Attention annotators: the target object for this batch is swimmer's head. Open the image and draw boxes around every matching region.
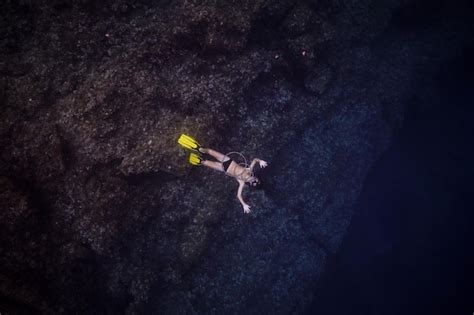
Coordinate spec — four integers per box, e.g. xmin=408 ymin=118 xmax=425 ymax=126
xmin=247 ymin=176 xmax=262 ymax=189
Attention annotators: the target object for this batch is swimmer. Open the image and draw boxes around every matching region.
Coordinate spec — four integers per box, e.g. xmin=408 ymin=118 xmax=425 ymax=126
xmin=178 ymin=134 xmax=268 ymax=213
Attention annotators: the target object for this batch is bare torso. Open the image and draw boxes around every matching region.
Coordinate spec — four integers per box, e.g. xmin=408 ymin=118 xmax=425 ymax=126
xmin=225 ymin=160 xmax=252 ymax=181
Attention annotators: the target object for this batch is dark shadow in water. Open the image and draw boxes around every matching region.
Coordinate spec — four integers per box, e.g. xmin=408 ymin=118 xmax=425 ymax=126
xmin=309 ymin=38 xmax=474 ymax=315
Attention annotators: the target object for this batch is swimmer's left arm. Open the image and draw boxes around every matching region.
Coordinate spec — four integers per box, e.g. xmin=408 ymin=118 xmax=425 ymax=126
xmin=249 ymin=158 xmax=268 ymax=171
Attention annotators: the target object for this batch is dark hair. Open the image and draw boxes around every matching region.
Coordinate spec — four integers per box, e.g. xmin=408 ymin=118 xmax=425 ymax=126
xmin=246 ymin=177 xmax=263 ymax=189
xmin=247 ymin=164 xmax=265 ymax=189
xmin=253 ymin=179 xmax=263 ymax=189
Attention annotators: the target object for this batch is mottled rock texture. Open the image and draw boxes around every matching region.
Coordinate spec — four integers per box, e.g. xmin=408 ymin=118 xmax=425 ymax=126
xmin=1 ymin=0 xmax=471 ymax=313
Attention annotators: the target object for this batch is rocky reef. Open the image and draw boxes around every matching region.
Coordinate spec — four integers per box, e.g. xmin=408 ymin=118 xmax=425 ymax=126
xmin=1 ymin=0 xmax=471 ymax=313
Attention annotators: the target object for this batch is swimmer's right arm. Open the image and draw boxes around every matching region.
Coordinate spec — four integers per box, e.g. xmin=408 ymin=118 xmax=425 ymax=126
xmin=237 ymin=180 xmax=250 ymax=213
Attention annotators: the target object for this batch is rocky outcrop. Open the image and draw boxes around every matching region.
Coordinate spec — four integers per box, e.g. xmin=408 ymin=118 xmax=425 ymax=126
xmin=1 ymin=0 xmax=471 ymax=313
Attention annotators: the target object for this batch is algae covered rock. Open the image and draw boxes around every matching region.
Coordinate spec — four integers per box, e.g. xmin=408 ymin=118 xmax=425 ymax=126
xmin=0 ymin=0 xmax=471 ymax=313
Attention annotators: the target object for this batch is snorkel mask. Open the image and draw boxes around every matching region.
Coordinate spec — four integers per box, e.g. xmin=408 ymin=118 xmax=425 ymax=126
xmin=248 ymin=177 xmax=261 ymax=188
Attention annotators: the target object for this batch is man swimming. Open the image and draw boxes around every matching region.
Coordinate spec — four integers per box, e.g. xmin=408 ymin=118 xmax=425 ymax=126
xmin=178 ymin=134 xmax=268 ymax=213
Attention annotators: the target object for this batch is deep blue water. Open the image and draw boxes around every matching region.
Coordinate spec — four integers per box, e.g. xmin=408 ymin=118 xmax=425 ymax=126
xmin=310 ymin=44 xmax=474 ymax=314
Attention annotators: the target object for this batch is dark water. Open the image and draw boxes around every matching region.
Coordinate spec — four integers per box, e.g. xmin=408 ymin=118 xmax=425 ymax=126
xmin=310 ymin=43 xmax=474 ymax=313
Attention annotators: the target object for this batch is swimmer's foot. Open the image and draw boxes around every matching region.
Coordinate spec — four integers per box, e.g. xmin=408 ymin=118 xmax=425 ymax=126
xmin=189 ymin=153 xmax=203 ymax=166
xmin=178 ymin=134 xmax=201 ymax=152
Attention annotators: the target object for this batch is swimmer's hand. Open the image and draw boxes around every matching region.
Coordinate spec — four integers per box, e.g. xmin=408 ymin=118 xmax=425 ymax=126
xmin=243 ymin=204 xmax=251 ymax=214
xmin=259 ymin=160 xmax=268 ymax=168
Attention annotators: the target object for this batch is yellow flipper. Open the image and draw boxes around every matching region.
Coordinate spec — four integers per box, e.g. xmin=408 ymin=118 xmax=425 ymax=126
xmin=189 ymin=153 xmax=202 ymax=165
xmin=178 ymin=134 xmax=200 ymax=150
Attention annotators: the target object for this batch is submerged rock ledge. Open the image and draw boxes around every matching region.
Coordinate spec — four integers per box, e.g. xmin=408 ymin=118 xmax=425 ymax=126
xmin=0 ymin=0 xmax=470 ymax=313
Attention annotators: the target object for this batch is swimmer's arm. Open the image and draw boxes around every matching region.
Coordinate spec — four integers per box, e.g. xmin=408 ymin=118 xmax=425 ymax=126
xmin=249 ymin=158 xmax=268 ymax=172
xmin=249 ymin=159 xmax=259 ymax=171
xmin=237 ymin=180 xmax=251 ymax=213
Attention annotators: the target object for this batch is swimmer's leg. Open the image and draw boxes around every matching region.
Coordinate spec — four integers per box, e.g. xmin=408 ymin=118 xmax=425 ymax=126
xmin=202 ymin=160 xmax=225 ymax=172
xmin=200 ymin=148 xmax=230 ymax=162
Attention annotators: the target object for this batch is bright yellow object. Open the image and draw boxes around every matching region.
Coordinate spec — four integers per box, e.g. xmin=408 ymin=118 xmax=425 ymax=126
xmin=189 ymin=153 xmax=202 ymax=165
xmin=178 ymin=134 xmax=200 ymax=150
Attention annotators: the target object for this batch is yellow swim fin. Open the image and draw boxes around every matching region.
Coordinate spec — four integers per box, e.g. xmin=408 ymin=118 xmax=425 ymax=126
xmin=189 ymin=153 xmax=202 ymax=165
xmin=178 ymin=134 xmax=201 ymax=151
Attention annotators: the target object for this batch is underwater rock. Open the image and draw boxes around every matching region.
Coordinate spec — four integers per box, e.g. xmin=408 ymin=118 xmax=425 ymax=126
xmin=0 ymin=0 xmax=471 ymax=313
xmin=304 ymin=63 xmax=332 ymax=95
